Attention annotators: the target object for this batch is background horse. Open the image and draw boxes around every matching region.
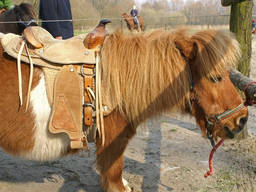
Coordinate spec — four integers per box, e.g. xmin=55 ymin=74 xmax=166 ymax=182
xmin=0 ymin=3 xmax=37 ymax=35
xmin=0 ymin=28 xmax=248 ymax=192
xmin=122 ymin=12 xmax=144 ymax=32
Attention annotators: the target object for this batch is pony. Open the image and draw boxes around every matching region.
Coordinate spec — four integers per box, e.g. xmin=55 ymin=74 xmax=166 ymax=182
xmin=0 ymin=3 xmax=37 ymax=35
xmin=122 ymin=13 xmax=145 ymax=32
xmin=0 ymin=28 xmax=248 ymax=192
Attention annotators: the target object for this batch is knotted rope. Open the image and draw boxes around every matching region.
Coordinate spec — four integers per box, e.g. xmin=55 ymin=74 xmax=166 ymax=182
xmin=204 ymin=139 xmax=224 ymax=178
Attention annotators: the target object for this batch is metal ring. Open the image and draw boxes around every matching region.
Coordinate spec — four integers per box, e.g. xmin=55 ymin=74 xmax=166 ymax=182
xmin=83 ymin=103 xmax=95 ymax=110
xmin=80 ymin=65 xmax=96 ymax=77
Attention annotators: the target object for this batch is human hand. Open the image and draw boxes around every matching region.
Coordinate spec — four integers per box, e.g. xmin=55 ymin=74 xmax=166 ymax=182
xmin=55 ymin=36 xmax=62 ymax=40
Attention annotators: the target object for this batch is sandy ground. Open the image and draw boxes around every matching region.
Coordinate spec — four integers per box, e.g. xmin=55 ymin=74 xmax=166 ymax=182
xmin=0 ymin=35 xmax=256 ymax=192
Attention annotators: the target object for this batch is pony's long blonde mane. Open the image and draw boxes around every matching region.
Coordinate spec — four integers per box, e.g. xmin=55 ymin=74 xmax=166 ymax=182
xmin=101 ymin=29 xmax=240 ymax=124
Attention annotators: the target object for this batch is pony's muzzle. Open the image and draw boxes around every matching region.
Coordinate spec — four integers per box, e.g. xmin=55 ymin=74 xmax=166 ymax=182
xmin=224 ymin=116 xmax=248 ymax=139
xmin=224 ymin=126 xmax=235 ymax=139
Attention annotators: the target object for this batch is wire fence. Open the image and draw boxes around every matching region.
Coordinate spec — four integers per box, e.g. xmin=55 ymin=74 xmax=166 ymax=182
xmin=0 ymin=14 xmax=231 ymax=33
xmin=71 ymin=14 xmax=231 ymax=32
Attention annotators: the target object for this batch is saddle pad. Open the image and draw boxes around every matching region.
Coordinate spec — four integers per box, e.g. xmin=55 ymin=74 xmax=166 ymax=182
xmin=49 ymin=65 xmax=84 ymax=149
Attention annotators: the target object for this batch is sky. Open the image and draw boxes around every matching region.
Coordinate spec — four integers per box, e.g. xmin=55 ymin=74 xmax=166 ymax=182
xmin=135 ymin=0 xmax=147 ymax=5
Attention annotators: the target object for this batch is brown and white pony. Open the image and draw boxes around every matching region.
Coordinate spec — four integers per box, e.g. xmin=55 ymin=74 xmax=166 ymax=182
xmin=121 ymin=13 xmax=145 ymax=32
xmin=0 ymin=28 xmax=248 ymax=192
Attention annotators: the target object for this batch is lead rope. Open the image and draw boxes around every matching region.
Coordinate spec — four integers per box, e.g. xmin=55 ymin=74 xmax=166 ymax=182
xmin=204 ymin=139 xmax=224 ymax=178
xmin=17 ymin=40 xmax=25 ymax=106
xmin=244 ymin=81 xmax=256 ymax=106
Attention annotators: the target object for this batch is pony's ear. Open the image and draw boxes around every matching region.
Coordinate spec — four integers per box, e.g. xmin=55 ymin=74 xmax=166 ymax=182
xmin=191 ymin=42 xmax=198 ymax=60
xmin=174 ymin=38 xmax=196 ymax=61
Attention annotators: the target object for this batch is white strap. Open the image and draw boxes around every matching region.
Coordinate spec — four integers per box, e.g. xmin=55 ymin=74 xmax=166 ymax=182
xmin=17 ymin=40 xmax=25 ymax=106
xmin=25 ymin=43 xmax=34 ymax=111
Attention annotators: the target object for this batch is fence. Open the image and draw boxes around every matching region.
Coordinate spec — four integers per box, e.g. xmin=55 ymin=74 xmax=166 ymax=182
xmin=0 ymin=14 xmax=231 ymax=33
xmin=71 ymin=14 xmax=231 ymax=33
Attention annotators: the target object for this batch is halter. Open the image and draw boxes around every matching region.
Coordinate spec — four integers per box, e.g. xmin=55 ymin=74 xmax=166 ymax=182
xmin=179 ymin=47 xmax=245 ymax=149
xmin=18 ymin=19 xmax=37 ymax=27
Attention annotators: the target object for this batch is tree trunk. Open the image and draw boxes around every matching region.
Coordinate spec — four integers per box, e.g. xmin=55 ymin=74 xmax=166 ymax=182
xmin=221 ymin=0 xmax=248 ymax=6
xmin=230 ymin=0 xmax=253 ymax=76
xmin=225 ymin=0 xmax=253 ymax=139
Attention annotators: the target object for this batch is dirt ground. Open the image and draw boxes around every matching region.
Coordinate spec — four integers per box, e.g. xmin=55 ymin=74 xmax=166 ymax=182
xmin=0 ymin=34 xmax=256 ymax=192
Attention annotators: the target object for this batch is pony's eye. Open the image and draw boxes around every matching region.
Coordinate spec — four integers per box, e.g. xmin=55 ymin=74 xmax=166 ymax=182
xmin=209 ymin=76 xmax=222 ymax=83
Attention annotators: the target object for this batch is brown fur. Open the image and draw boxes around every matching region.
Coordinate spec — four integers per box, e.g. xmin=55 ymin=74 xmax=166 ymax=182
xmin=96 ymin=110 xmax=135 ymax=191
xmin=0 ymin=28 xmax=249 ymax=192
xmin=0 ymin=3 xmax=37 ymax=35
xmin=122 ymin=13 xmax=145 ymax=32
xmin=96 ymin=29 xmax=248 ymax=191
xmin=0 ymin=44 xmax=41 ymax=155
xmin=100 ymin=29 xmax=241 ymax=126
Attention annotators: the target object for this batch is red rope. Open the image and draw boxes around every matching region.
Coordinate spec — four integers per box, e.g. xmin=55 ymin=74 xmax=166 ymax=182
xmin=244 ymin=81 xmax=256 ymax=106
xmin=204 ymin=139 xmax=224 ymax=178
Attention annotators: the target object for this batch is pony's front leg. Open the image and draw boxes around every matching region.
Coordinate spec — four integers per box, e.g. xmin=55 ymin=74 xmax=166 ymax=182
xmin=96 ymin=111 xmax=136 ymax=192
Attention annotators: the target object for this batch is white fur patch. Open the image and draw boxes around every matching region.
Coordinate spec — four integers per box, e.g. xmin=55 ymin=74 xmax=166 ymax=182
xmin=21 ymin=74 xmax=70 ymax=161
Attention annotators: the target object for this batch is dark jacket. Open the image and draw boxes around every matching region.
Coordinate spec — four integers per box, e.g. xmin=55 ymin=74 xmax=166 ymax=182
xmin=130 ymin=9 xmax=138 ymax=17
xmin=39 ymin=0 xmax=73 ymax=39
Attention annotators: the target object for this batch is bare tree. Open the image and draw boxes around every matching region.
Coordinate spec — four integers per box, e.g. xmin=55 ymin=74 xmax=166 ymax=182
xmin=89 ymin=0 xmax=110 ymax=18
xmin=221 ymin=0 xmax=253 ymax=76
xmin=221 ymin=0 xmax=253 ymax=139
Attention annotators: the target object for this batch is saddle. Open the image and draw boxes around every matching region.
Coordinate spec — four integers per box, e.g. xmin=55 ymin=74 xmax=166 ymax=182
xmin=1 ymin=19 xmax=112 ymax=149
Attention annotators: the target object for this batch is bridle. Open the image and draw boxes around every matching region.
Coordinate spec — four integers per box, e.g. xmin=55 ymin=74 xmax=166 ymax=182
xmin=18 ymin=19 xmax=37 ymax=27
xmin=177 ymin=45 xmax=246 ymax=149
xmin=14 ymin=6 xmax=37 ymax=29
xmin=188 ymin=71 xmax=245 ymax=149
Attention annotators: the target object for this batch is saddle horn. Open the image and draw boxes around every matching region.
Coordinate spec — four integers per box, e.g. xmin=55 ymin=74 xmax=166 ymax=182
xmin=84 ymin=19 xmax=111 ymax=49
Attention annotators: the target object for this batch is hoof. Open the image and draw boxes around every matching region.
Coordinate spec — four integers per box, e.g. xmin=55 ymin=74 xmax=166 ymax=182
xmin=122 ymin=178 xmax=132 ymax=192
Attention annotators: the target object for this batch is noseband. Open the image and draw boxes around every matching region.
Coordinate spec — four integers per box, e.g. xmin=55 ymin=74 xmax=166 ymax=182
xmin=205 ymin=103 xmax=245 ymax=149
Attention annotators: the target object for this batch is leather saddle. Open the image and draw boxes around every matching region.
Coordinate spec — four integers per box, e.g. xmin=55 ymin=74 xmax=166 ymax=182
xmin=1 ymin=19 xmax=112 ymax=149
xmin=23 ymin=19 xmax=112 ymax=63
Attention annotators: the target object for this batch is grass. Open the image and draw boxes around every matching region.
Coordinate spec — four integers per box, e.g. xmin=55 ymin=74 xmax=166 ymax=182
xmin=196 ymin=170 xmax=249 ymax=192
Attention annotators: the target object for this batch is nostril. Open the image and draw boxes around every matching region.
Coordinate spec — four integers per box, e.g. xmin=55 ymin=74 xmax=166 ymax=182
xmin=239 ymin=117 xmax=248 ymax=130
xmin=224 ymin=126 xmax=234 ymax=139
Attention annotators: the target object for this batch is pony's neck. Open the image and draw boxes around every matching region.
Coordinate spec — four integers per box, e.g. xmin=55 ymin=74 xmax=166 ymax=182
xmin=101 ymin=30 xmax=191 ymax=124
